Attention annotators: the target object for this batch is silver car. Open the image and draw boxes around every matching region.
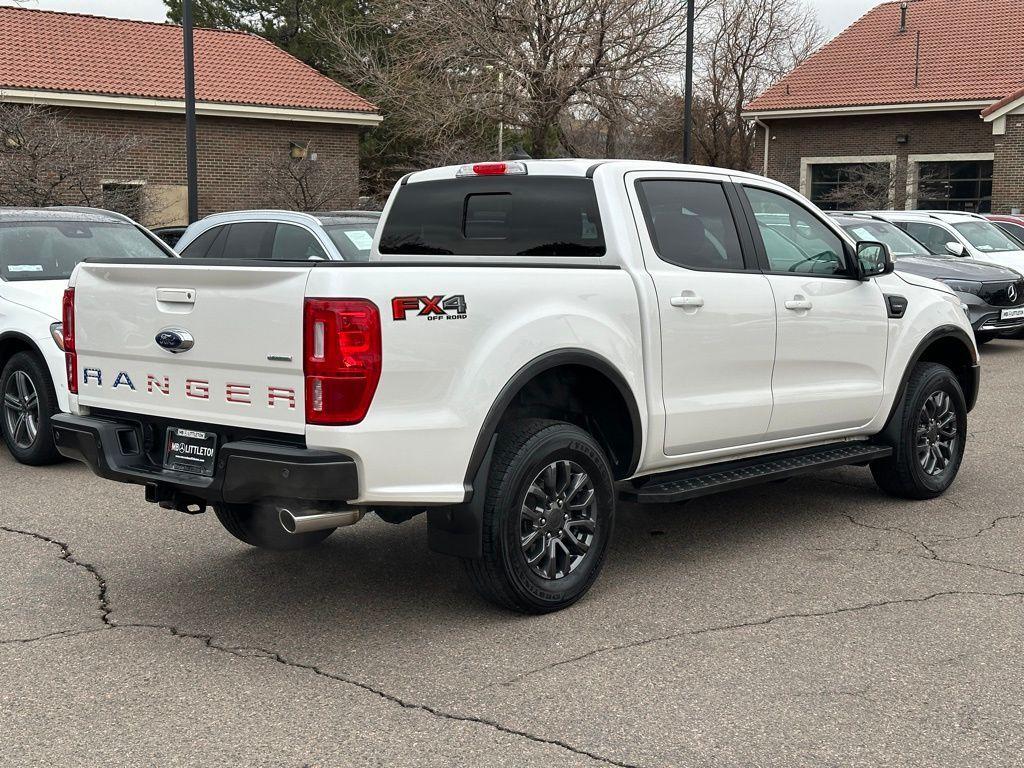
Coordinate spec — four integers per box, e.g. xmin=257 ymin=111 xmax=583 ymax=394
xmin=174 ymin=210 xmax=381 ymax=262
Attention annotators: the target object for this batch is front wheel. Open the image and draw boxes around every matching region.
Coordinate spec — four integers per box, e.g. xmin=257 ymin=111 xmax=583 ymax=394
xmin=1 ymin=351 xmax=62 ymax=466
xmin=463 ymin=419 xmax=616 ymax=613
xmin=871 ymin=362 xmax=967 ymax=500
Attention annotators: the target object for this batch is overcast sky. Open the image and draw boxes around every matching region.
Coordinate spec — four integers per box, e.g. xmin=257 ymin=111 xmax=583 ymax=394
xmin=2 ymin=0 xmax=880 ymax=37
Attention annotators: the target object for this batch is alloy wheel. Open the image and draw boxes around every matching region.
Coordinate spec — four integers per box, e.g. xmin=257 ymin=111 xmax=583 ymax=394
xmin=916 ymin=390 xmax=958 ymax=476
xmin=3 ymin=370 xmax=40 ymax=450
xmin=519 ymin=460 xmax=597 ymax=580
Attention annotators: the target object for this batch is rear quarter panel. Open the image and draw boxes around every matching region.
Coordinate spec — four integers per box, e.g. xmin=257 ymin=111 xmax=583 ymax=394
xmin=303 ymin=265 xmax=645 ymax=504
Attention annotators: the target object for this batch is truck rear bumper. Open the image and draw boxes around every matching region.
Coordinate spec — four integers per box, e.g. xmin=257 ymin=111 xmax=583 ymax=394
xmin=52 ymin=413 xmax=359 ymax=506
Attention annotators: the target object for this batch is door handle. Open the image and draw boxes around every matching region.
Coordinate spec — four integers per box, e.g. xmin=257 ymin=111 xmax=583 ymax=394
xmin=784 ymin=297 xmax=813 ymax=312
xmin=670 ymin=295 xmax=705 ymax=309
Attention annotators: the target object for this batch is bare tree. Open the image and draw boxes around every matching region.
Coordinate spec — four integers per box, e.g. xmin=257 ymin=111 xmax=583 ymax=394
xmin=256 ymin=147 xmax=355 ymax=210
xmin=321 ymin=0 xmax=697 ymax=171
xmin=695 ymin=0 xmax=824 ymax=170
xmin=0 ymin=102 xmax=143 ymax=209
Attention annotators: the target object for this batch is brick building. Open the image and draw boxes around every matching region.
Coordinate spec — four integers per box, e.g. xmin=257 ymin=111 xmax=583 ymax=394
xmin=0 ymin=7 xmax=379 ymax=225
xmin=742 ymin=0 xmax=1024 ymax=214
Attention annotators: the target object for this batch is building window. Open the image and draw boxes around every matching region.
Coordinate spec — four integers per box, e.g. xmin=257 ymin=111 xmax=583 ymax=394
xmin=809 ymin=163 xmax=891 ymax=210
xmin=916 ymin=161 xmax=993 ymax=213
xmin=101 ymin=182 xmax=145 ymax=221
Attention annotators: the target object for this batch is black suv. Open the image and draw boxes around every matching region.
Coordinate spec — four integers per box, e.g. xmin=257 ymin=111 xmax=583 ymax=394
xmin=832 ymin=214 xmax=1024 ymax=344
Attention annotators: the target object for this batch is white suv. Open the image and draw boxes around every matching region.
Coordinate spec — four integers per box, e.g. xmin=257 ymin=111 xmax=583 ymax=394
xmin=869 ymin=211 xmax=1024 ymax=272
xmin=0 ymin=207 xmax=174 ymax=464
xmin=174 ymin=210 xmax=381 ymax=262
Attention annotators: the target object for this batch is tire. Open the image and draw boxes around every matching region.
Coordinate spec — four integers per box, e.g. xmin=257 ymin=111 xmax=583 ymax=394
xmin=213 ymin=501 xmax=335 ymax=551
xmin=871 ymin=362 xmax=967 ymax=500
xmin=463 ymin=419 xmax=616 ymax=614
xmin=1 ymin=351 xmax=62 ymax=466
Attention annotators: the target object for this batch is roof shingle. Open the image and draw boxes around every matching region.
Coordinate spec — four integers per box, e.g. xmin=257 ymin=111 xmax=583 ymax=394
xmin=745 ymin=0 xmax=1024 ymax=113
xmin=0 ymin=6 xmax=376 ymax=114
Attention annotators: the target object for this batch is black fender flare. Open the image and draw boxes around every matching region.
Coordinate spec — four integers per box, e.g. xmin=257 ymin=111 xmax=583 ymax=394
xmin=877 ymin=325 xmax=979 ymax=452
xmin=0 ymin=330 xmax=49 ymax=369
xmin=427 ymin=348 xmax=643 ymax=559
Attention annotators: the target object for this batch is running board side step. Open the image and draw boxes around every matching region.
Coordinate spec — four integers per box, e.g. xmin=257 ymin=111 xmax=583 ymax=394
xmin=621 ymin=442 xmax=892 ymax=504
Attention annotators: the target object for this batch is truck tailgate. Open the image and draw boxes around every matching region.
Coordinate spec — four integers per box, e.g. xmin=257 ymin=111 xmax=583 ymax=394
xmin=72 ymin=262 xmax=312 ymax=434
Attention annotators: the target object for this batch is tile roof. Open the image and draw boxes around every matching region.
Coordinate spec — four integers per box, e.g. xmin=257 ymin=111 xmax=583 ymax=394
xmin=0 ymin=6 xmax=376 ymax=114
xmin=745 ymin=0 xmax=1024 ymax=113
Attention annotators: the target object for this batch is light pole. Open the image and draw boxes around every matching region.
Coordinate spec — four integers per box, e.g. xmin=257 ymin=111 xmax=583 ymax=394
xmin=683 ymin=0 xmax=695 ymax=164
xmin=183 ymin=0 xmax=199 ymax=223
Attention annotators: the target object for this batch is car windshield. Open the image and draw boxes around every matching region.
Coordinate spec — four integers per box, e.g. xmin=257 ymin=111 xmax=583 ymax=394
xmin=840 ymin=221 xmax=932 ymax=258
xmin=0 ymin=221 xmax=168 ymax=281
xmin=953 ymin=221 xmax=1022 ymax=253
xmin=323 ymin=223 xmax=377 ymax=261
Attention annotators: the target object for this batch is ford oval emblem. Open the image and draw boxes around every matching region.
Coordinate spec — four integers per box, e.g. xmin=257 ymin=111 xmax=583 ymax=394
xmin=155 ymin=329 xmax=195 ymax=354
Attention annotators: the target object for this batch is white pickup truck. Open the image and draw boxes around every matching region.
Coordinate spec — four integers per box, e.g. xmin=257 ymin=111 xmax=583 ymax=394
xmin=53 ymin=160 xmax=980 ymax=612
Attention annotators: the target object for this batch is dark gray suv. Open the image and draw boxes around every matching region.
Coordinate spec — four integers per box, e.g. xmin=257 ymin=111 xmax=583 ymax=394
xmin=832 ymin=214 xmax=1024 ymax=344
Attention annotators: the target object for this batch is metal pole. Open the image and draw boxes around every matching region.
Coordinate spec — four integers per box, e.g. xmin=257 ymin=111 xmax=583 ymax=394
xmin=683 ymin=0 xmax=695 ymax=164
xmin=183 ymin=0 xmax=199 ymax=223
xmin=498 ymin=70 xmax=505 ymax=158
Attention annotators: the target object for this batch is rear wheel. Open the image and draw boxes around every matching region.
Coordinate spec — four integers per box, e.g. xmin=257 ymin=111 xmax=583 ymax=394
xmin=463 ymin=419 xmax=615 ymax=613
xmin=213 ymin=501 xmax=335 ymax=551
xmin=871 ymin=362 xmax=967 ymax=500
xmin=1 ymin=352 xmax=62 ymax=466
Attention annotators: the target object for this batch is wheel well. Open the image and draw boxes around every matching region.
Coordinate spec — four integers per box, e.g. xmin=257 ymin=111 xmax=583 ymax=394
xmin=0 ymin=335 xmax=37 ymax=375
xmin=916 ymin=335 xmax=977 ymax=409
xmin=496 ymin=364 xmax=639 ymax=479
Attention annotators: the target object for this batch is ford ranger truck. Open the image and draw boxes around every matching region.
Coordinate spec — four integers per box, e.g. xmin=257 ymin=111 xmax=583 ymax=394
xmin=52 ymin=160 xmax=980 ymax=613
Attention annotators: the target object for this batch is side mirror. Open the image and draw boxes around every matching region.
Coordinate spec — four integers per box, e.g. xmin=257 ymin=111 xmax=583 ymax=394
xmin=945 ymin=241 xmax=966 ymax=257
xmin=857 ymin=240 xmax=894 ymax=279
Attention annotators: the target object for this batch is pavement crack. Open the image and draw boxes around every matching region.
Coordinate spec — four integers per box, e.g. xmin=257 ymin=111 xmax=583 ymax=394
xmin=0 ymin=627 xmax=110 ymax=646
xmin=115 ymin=622 xmax=639 ymax=768
xmin=472 ymin=589 xmax=1024 ymax=695
xmin=0 ymin=526 xmax=113 ymax=628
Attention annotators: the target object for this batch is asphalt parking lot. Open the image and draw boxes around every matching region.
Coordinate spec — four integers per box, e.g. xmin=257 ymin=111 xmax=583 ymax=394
xmin=2 ymin=342 xmax=1023 ymax=767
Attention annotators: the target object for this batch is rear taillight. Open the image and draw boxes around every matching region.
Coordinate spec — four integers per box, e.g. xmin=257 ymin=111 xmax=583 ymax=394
xmin=303 ymin=299 xmax=381 ymax=425
xmin=62 ymin=288 xmax=77 ymax=394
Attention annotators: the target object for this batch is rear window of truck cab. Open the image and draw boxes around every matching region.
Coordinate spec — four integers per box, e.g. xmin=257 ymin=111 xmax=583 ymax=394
xmin=378 ymin=177 xmax=605 ymax=257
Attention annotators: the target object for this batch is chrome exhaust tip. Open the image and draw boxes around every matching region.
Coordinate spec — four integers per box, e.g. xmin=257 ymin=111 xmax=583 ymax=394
xmin=279 ymin=507 xmax=363 ymax=534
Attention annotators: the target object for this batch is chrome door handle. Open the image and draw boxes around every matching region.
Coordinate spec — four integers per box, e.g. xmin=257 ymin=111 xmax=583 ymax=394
xmin=785 ymin=297 xmax=813 ymax=311
xmin=670 ymin=295 xmax=705 ymax=308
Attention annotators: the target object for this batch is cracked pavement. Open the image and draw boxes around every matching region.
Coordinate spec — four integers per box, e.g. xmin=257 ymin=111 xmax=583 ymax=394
xmin=3 ymin=342 xmax=1024 ymax=766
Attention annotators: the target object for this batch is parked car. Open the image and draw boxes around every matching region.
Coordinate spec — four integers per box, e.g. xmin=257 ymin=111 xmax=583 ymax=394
xmin=174 ymin=210 xmax=381 ymax=262
xmin=152 ymin=225 xmax=187 ymax=249
xmin=986 ymin=214 xmax=1024 ymax=246
xmin=53 ymin=160 xmax=978 ymax=613
xmin=868 ymin=211 xmax=1024 ymax=272
xmin=0 ymin=207 xmax=175 ymax=465
xmin=832 ymin=214 xmax=1024 ymax=344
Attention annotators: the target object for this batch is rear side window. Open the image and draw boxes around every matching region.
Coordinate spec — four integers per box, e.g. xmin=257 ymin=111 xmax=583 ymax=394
xmin=179 ymin=225 xmax=226 ymax=258
xmin=222 ymin=222 xmax=275 ymax=260
xmin=379 ymin=177 xmax=605 ymax=257
xmin=636 ymin=180 xmax=745 ymax=271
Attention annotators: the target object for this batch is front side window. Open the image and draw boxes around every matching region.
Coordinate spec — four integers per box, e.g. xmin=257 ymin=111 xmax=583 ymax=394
xmin=271 ymin=224 xmax=328 ymax=261
xmin=953 ymin=221 xmax=1021 ymax=253
xmin=636 ymin=180 xmax=745 ymax=271
xmin=995 ymin=221 xmax=1024 ymax=245
xmin=379 ymin=177 xmax=605 ymax=257
xmin=0 ymin=221 xmax=168 ymax=281
xmin=900 ymin=222 xmax=956 ymax=255
xmin=323 ymin=224 xmax=376 ymax=261
xmin=744 ymin=187 xmax=849 ymax=276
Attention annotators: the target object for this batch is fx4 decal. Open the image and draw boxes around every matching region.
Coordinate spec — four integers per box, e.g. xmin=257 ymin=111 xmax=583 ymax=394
xmin=392 ymin=294 xmax=468 ymax=321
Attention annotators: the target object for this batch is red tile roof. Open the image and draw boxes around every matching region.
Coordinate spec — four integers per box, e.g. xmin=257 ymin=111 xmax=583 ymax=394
xmin=745 ymin=0 xmax=1024 ymax=114
xmin=0 ymin=6 xmax=376 ymax=114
